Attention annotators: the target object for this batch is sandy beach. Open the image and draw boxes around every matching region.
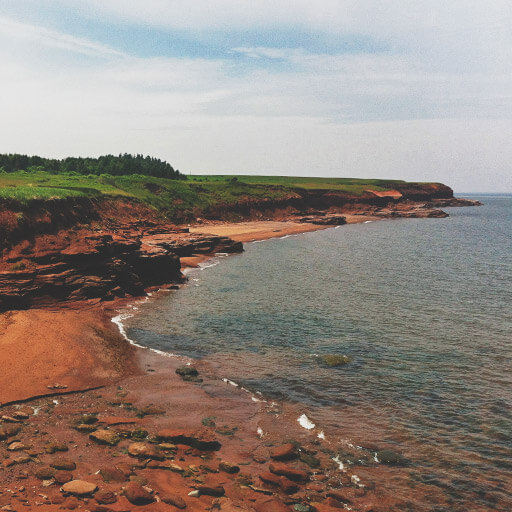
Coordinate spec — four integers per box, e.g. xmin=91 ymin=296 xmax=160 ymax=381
xmin=187 ymin=215 xmax=378 ymax=243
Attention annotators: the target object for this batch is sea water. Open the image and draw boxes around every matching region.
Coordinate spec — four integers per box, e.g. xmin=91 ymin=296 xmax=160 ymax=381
xmin=124 ymin=195 xmax=512 ymax=510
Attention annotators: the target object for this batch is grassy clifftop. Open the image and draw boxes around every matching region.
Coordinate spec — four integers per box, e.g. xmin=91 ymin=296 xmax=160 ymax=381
xmin=0 ymin=170 xmax=451 ymax=222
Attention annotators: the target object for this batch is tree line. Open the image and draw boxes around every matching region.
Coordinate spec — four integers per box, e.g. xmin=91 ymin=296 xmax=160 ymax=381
xmin=0 ymin=153 xmax=185 ymax=180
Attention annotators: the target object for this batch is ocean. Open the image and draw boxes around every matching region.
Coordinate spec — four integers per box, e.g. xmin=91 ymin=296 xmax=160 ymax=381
xmin=123 ymin=195 xmax=512 ymax=510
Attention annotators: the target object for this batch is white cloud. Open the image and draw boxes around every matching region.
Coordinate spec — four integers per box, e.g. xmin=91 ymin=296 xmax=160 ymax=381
xmin=0 ymin=16 xmax=124 ymax=58
xmin=0 ymin=6 xmax=511 ymax=191
xmin=69 ymin=0 xmax=512 ymax=70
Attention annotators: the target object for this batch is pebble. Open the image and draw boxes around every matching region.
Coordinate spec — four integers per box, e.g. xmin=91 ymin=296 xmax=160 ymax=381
xmin=35 ymin=467 xmax=56 ymax=480
xmin=94 ymin=490 xmax=117 ymax=504
xmin=161 ymin=493 xmax=187 ymax=509
xmin=127 ymin=442 xmax=164 ymax=460
xmin=270 ymin=443 xmax=297 ymax=461
xmin=269 ymin=463 xmax=309 ymax=483
xmin=54 ymin=471 xmax=73 ymax=485
xmin=99 ymin=466 xmax=127 ymax=483
xmin=51 ymin=458 xmax=76 ymax=471
xmin=89 ymin=429 xmax=120 ymax=446
xmin=7 ymin=442 xmax=26 ymax=452
xmin=219 ymin=461 xmax=240 ymax=474
xmin=61 ymin=480 xmax=98 ymax=496
xmin=123 ymin=481 xmax=155 ymax=505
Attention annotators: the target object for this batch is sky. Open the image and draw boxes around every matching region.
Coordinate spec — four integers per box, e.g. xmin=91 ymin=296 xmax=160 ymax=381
xmin=0 ymin=1 xmax=511 ymax=192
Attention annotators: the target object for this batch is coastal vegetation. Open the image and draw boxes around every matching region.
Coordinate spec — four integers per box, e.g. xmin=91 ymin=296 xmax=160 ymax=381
xmin=0 ymin=152 xmax=450 ymax=221
xmin=0 ymin=153 xmax=184 ymax=179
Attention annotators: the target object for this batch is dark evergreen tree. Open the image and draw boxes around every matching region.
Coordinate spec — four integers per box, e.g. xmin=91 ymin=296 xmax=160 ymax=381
xmin=0 ymin=153 xmax=185 ymax=180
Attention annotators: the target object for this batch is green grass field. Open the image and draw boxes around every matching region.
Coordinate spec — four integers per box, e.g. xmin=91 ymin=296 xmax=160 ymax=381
xmin=0 ymin=170 xmax=432 ymax=220
xmin=189 ymin=174 xmax=407 ymax=193
xmin=0 ymin=171 xmax=294 ymax=217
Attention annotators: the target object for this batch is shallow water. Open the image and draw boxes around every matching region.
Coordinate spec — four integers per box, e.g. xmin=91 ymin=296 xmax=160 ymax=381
xmin=125 ymin=196 xmax=512 ymax=510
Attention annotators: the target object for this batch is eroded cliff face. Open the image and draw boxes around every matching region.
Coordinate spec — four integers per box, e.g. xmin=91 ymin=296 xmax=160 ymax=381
xmin=0 ymin=183 xmax=477 ymax=311
xmin=0 ymin=199 xmax=243 ymax=311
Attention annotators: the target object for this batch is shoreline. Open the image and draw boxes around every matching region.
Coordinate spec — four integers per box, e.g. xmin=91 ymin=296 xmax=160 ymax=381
xmin=0 ymin=207 xmax=490 ymax=511
xmin=1 ymin=217 xmax=358 ymax=407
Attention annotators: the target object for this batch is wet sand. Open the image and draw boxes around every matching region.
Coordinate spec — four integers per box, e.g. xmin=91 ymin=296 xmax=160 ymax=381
xmin=0 ymin=307 xmax=138 ymax=405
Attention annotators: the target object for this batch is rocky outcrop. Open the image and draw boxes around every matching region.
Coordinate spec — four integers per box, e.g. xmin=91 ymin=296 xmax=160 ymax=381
xmin=298 ymin=215 xmax=347 ymax=225
xmin=0 ymin=229 xmax=243 ymax=311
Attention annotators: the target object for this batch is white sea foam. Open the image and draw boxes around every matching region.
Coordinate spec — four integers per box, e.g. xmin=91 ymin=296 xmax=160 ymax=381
xmin=364 ymin=220 xmax=373 ymax=223
xmin=222 ymin=378 xmax=239 ymax=387
xmin=298 ymin=413 xmax=315 ymax=430
xmin=332 ymin=455 xmax=345 ymax=471
xmin=351 ymin=474 xmax=362 ymax=486
xmin=200 ymin=261 xmax=220 ymax=270
xmin=111 ymin=312 xmax=179 ymax=359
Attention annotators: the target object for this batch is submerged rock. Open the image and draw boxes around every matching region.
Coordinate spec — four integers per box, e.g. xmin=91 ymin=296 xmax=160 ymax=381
xmin=175 ymin=366 xmax=203 ymax=382
xmin=376 ymin=449 xmax=406 ymax=465
xmin=320 ymin=354 xmax=351 ymax=367
xmin=299 ymin=453 xmax=321 ymax=469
